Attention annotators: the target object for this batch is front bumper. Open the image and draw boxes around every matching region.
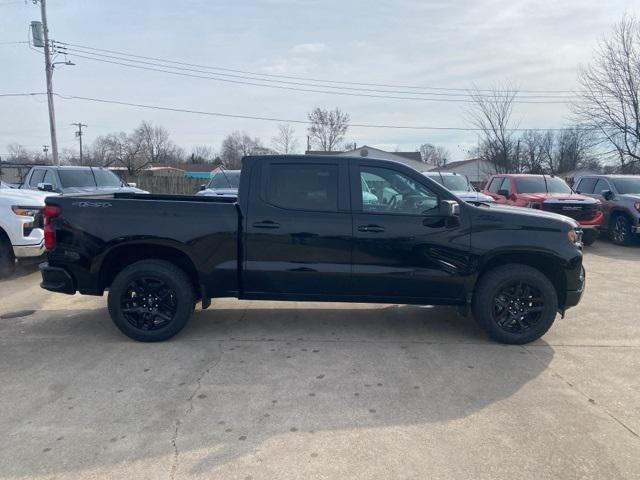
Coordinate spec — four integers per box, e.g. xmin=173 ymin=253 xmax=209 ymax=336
xmin=564 ymin=266 xmax=586 ymax=309
xmin=13 ymin=241 xmax=45 ymax=258
xmin=39 ymin=262 xmax=76 ymax=294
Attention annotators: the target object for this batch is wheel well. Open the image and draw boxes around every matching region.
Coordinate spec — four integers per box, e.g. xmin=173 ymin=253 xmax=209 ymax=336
xmin=609 ymin=209 xmax=632 ymax=227
xmin=99 ymin=244 xmax=200 ymax=297
xmin=478 ymin=253 xmax=566 ymax=307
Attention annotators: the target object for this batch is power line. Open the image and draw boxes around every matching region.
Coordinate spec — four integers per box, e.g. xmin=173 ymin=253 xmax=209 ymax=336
xmin=61 ymin=51 xmax=572 ymax=105
xmin=51 ymin=92 xmax=588 ymax=132
xmin=57 ymin=44 xmax=575 ymax=101
xmin=53 ymin=40 xmax=582 ymax=95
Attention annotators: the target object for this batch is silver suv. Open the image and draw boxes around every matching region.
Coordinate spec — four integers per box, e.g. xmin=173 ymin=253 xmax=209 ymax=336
xmin=575 ymin=175 xmax=640 ymax=245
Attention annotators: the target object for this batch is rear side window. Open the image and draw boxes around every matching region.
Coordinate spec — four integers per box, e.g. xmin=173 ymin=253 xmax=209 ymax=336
xmin=267 ymin=163 xmax=338 ymax=212
xmin=29 ymin=169 xmax=46 ymax=186
xmin=594 ymin=178 xmax=610 ymax=194
xmin=577 ymin=177 xmax=597 ymax=194
xmin=487 ymin=177 xmax=503 ymax=193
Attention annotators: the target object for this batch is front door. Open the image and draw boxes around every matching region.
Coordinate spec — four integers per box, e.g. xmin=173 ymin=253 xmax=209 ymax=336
xmin=243 ymin=159 xmax=352 ymax=298
xmin=351 ymin=162 xmax=471 ymax=302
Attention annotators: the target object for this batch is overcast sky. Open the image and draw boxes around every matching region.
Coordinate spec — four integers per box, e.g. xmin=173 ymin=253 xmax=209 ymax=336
xmin=1 ymin=0 xmax=638 ymax=160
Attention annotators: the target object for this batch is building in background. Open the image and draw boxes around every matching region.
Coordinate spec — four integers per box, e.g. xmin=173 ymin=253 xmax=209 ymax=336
xmin=306 ymin=145 xmax=426 ymax=171
xmin=427 ymin=158 xmax=494 ymax=186
xmin=0 ymin=162 xmax=45 ymax=186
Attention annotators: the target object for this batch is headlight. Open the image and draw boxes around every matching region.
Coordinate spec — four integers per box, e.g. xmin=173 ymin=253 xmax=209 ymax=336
xmin=11 ymin=206 xmax=40 ymax=217
xmin=568 ymin=229 xmax=583 ymax=245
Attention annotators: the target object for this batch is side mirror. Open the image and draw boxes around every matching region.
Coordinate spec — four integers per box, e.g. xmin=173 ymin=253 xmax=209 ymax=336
xmin=497 ymin=189 xmax=509 ymax=197
xmin=127 ymin=182 xmax=137 ymax=188
xmin=37 ymin=182 xmax=54 ymax=192
xmin=602 ymin=189 xmax=614 ymax=201
xmin=439 ymin=199 xmax=460 ymax=217
xmin=199 ymin=184 xmax=207 ymax=191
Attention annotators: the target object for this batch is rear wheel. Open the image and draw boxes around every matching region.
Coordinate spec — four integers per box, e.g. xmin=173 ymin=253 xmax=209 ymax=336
xmin=472 ymin=264 xmax=558 ymax=344
xmin=107 ymin=260 xmax=195 ymax=342
xmin=582 ymin=229 xmax=598 ymax=246
xmin=610 ymin=214 xmax=632 ymax=246
xmin=0 ymin=232 xmax=15 ymax=279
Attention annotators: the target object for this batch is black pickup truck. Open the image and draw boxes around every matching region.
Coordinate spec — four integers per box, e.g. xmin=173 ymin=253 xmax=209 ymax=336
xmin=40 ymin=155 xmax=585 ymax=344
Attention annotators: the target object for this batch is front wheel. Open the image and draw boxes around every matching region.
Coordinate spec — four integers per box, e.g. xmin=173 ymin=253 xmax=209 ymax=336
xmin=610 ymin=214 xmax=633 ymax=246
xmin=107 ymin=260 xmax=195 ymax=342
xmin=582 ymin=229 xmax=598 ymax=246
xmin=472 ymin=264 xmax=558 ymax=344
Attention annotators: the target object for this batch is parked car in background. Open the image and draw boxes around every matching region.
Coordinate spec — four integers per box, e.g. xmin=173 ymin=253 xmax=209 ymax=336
xmin=40 ymin=155 xmax=585 ymax=345
xmin=575 ymin=175 xmax=640 ymax=245
xmin=482 ymin=174 xmax=603 ymax=245
xmin=0 ymin=184 xmax=52 ymax=277
xmin=20 ymin=166 xmax=148 ymax=195
xmin=197 ymin=170 xmax=240 ymax=197
xmin=422 ymin=171 xmax=494 ymax=203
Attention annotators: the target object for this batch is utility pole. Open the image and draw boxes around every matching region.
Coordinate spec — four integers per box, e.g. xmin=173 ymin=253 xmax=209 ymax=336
xmin=71 ymin=123 xmax=87 ymax=165
xmin=33 ymin=0 xmax=59 ymax=165
xmin=42 ymin=145 xmax=49 ymax=162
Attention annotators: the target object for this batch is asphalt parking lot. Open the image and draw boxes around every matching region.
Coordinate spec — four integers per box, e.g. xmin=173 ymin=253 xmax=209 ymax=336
xmin=0 ymin=241 xmax=639 ymax=480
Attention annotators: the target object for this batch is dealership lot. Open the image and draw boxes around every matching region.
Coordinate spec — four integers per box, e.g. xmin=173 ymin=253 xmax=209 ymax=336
xmin=0 ymin=242 xmax=639 ymax=480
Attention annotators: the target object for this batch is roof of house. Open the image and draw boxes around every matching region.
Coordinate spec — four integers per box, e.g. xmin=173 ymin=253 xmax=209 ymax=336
xmin=157 ymin=163 xmax=219 ymax=172
xmin=306 ymin=146 xmax=422 ymax=162
xmin=430 ymin=158 xmax=485 ymax=171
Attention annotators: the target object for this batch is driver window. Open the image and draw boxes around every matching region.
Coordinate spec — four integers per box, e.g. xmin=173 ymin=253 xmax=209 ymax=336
xmin=500 ymin=178 xmax=512 ymax=195
xmin=43 ymin=170 xmax=58 ymax=190
xmin=360 ymin=166 xmax=438 ymax=215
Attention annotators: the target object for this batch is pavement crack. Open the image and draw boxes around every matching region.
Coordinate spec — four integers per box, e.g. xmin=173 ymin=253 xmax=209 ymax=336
xmin=169 ymin=350 xmax=225 ymax=480
xmin=523 ymin=346 xmax=640 ymax=441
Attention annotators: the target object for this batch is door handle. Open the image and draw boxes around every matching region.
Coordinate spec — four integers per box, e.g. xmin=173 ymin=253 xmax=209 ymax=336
xmin=358 ymin=224 xmax=385 ymax=233
xmin=252 ymin=220 xmax=281 ymax=229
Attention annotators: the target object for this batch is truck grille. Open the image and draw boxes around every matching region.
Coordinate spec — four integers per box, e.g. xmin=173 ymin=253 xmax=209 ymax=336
xmin=541 ymin=202 xmax=599 ymax=221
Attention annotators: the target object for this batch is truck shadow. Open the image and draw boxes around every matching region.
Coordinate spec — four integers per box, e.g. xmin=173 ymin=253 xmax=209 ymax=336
xmin=2 ymin=303 xmax=554 ymax=478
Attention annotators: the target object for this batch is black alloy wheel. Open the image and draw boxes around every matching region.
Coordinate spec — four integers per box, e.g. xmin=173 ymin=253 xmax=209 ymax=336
xmin=492 ymin=281 xmax=544 ymax=334
xmin=611 ymin=215 xmax=632 ymax=245
xmin=120 ymin=276 xmax=178 ymax=331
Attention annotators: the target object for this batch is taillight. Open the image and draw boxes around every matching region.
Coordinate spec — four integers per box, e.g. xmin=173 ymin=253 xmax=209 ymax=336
xmin=43 ymin=205 xmax=61 ymax=251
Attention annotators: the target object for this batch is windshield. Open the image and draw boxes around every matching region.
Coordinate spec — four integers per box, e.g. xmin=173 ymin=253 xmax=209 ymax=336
xmin=429 ymin=174 xmax=470 ymax=191
xmin=612 ymin=177 xmax=640 ymax=194
xmin=515 ymin=176 xmax=572 ymax=194
xmin=208 ymin=171 xmax=240 ymax=189
xmin=58 ymin=169 xmax=123 ymax=188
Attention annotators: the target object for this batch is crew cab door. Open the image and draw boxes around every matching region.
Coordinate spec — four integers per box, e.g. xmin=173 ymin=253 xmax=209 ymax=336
xmin=243 ymin=158 xmax=352 ymax=297
xmin=350 ymin=161 xmax=471 ymax=302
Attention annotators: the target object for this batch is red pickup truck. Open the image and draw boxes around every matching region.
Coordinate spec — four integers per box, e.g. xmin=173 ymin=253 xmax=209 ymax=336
xmin=483 ymin=174 xmax=603 ymax=245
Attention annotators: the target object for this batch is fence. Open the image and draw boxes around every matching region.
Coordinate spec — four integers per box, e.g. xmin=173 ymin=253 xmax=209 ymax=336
xmin=119 ymin=173 xmax=206 ymax=195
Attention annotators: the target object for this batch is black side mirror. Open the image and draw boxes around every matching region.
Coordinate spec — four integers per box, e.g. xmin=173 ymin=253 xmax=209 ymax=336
xmin=497 ymin=189 xmax=509 ymax=197
xmin=37 ymin=182 xmax=54 ymax=192
xmin=602 ymin=189 xmax=614 ymax=201
xmin=199 ymin=184 xmax=206 ymax=191
xmin=439 ymin=199 xmax=460 ymax=217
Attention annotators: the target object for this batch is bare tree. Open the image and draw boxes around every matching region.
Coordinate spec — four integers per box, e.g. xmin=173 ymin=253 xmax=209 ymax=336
xmin=467 ymin=83 xmax=520 ymax=173
xmin=520 ymin=130 xmax=551 ymax=174
xmin=95 ymin=132 xmax=146 ymax=174
xmin=189 ymin=145 xmax=216 ymax=164
xmin=573 ymin=15 xmax=640 ymax=172
xmin=271 ymin=124 xmax=299 ymax=154
xmin=307 ymin=107 xmax=350 ymax=151
xmin=220 ymin=131 xmax=270 ymax=169
xmin=6 ymin=143 xmax=36 ymax=163
xmin=135 ymin=121 xmax=178 ymax=165
xmin=418 ymin=143 xmax=449 ymax=167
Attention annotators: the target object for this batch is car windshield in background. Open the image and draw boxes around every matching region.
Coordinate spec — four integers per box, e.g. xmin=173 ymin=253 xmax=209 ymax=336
xmin=208 ymin=171 xmax=240 ymax=189
xmin=515 ymin=177 xmax=572 ymax=194
xmin=612 ymin=177 xmax=640 ymax=194
xmin=430 ymin=175 xmax=469 ymax=191
xmin=58 ymin=169 xmax=123 ymax=188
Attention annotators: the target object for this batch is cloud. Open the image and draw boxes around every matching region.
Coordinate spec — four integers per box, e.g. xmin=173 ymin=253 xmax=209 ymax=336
xmin=290 ymin=43 xmax=327 ymax=54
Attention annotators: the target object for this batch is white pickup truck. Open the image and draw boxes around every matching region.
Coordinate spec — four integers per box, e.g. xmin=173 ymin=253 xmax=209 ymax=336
xmin=0 ymin=182 xmax=52 ymax=277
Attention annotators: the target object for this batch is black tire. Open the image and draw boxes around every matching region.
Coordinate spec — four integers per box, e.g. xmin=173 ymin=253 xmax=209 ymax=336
xmin=472 ymin=264 xmax=558 ymax=344
xmin=582 ymin=229 xmax=598 ymax=246
xmin=0 ymin=231 xmax=16 ymax=279
xmin=107 ymin=260 xmax=195 ymax=342
xmin=610 ymin=214 xmax=633 ymax=246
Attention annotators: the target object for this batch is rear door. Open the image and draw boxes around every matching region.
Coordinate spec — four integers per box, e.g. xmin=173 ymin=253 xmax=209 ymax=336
xmin=243 ymin=158 xmax=352 ymax=297
xmin=350 ymin=161 xmax=471 ymax=302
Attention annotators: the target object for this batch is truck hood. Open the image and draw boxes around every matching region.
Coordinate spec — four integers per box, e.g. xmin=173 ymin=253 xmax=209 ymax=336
xmin=62 ymin=186 xmax=149 ymax=195
xmin=518 ymin=192 xmax=598 ymax=204
xmin=452 ymin=190 xmax=494 ymax=203
xmin=0 ymin=188 xmax=56 ymax=206
xmin=197 ymin=188 xmax=238 ymax=197
xmin=620 ymin=193 xmax=640 ymax=201
xmin=481 ymin=203 xmax=580 ymax=229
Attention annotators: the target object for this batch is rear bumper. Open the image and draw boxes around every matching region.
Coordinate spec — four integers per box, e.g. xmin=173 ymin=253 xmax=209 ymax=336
xmin=13 ymin=241 xmax=46 ymax=258
xmin=39 ymin=262 xmax=76 ymax=294
xmin=564 ymin=266 xmax=586 ymax=309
